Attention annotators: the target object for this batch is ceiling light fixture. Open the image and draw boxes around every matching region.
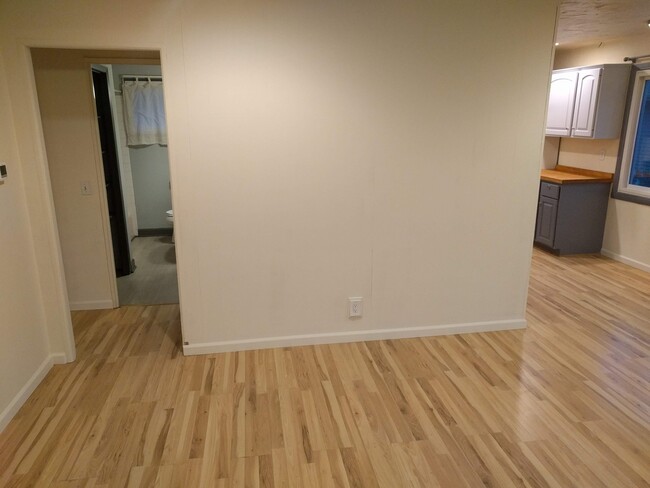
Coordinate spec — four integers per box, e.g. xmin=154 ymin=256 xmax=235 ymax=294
xmin=647 ymin=19 xmax=650 ymax=27
xmin=555 ymin=42 xmax=559 ymax=46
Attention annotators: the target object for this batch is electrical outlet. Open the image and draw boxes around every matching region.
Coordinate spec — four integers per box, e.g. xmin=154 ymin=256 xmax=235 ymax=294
xmin=599 ymin=149 xmax=606 ymax=161
xmin=348 ymin=297 xmax=363 ymax=318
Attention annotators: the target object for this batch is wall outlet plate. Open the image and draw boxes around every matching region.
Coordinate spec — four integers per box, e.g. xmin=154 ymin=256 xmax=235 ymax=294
xmin=348 ymin=297 xmax=363 ymax=318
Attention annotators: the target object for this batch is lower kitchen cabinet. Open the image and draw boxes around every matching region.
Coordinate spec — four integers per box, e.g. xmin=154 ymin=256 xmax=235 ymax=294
xmin=534 ymin=180 xmax=611 ymax=255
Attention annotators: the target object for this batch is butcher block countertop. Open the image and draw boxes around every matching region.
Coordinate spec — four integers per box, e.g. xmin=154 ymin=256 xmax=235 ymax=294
xmin=540 ymin=165 xmax=613 ymax=184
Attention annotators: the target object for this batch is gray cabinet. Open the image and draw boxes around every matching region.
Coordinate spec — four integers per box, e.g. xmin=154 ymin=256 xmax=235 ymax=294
xmin=534 ymin=181 xmax=611 ymax=255
xmin=535 ymin=196 xmax=558 ymax=248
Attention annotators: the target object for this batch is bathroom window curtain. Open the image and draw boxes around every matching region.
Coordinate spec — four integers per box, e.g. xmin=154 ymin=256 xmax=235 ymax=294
xmin=122 ymin=80 xmax=168 ymax=146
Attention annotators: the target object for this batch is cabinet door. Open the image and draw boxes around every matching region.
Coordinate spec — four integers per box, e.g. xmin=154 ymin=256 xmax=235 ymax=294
xmin=546 ymin=70 xmax=578 ymax=136
xmin=571 ymin=68 xmax=602 ymax=137
xmin=535 ymin=196 xmax=558 ymax=248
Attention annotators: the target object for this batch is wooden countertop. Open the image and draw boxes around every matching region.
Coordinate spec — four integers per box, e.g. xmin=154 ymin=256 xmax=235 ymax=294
xmin=540 ymin=165 xmax=613 ymax=184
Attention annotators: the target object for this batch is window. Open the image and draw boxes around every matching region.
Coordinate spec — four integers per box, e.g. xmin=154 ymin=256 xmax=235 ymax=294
xmin=613 ymin=64 xmax=650 ymax=205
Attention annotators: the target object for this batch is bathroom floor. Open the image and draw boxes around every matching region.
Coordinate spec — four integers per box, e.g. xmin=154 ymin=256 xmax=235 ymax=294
xmin=117 ymin=236 xmax=179 ymax=305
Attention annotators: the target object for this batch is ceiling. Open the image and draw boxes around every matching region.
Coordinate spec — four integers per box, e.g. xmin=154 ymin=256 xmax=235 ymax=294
xmin=556 ymin=0 xmax=650 ymax=47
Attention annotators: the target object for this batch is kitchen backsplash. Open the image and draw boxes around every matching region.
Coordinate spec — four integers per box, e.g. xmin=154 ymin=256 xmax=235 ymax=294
xmin=552 ymin=137 xmax=619 ymax=174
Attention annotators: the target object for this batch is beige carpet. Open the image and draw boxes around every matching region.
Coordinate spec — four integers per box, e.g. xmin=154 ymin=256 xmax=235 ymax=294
xmin=117 ymin=236 xmax=179 ymax=305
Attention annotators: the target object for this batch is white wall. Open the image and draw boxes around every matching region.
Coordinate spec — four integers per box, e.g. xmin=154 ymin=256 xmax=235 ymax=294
xmin=554 ymin=33 xmax=650 ymax=271
xmin=0 ymin=51 xmax=53 ymax=431
xmin=111 ymin=64 xmax=162 ymax=81
xmin=176 ymin=0 xmax=558 ymax=351
xmin=130 ymin=145 xmax=173 ymax=229
xmin=112 ymin=64 xmax=172 ymax=231
xmin=0 ymin=1 xmax=558 ymax=361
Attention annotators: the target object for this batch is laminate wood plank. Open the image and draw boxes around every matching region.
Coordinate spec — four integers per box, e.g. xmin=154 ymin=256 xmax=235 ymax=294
xmin=1 ymin=248 xmax=649 ymax=487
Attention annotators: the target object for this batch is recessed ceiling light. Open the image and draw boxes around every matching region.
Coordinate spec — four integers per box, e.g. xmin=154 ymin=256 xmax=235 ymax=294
xmin=555 ymin=42 xmax=559 ymax=46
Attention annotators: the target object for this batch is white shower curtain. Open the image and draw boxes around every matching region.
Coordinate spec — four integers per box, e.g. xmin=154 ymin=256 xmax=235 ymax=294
xmin=122 ymin=80 xmax=168 ymax=146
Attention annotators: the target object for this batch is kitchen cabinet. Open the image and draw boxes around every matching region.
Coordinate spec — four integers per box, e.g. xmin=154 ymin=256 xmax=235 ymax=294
xmin=545 ymin=64 xmax=630 ymax=139
xmin=546 ymin=71 xmax=578 ymax=137
xmin=535 ymin=194 xmax=558 ymax=248
xmin=534 ymin=168 xmax=613 ymax=255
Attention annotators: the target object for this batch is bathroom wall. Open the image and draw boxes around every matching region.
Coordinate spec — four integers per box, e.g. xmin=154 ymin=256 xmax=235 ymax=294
xmin=554 ymin=33 xmax=650 ymax=271
xmin=112 ymin=64 xmax=172 ymax=232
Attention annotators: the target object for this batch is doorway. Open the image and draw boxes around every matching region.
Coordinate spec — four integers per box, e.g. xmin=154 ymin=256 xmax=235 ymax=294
xmin=95 ymin=63 xmax=178 ymax=306
xmin=30 ymin=48 xmax=179 ymax=311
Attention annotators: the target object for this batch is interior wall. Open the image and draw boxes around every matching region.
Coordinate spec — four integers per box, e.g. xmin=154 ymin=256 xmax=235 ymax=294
xmin=130 ymin=145 xmax=172 ymax=230
xmin=0 ymin=1 xmax=558 ymax=358
xmin=112 ymin=64 xmax=172 ymax=231
xmin=179 ymin=0 xmax=558 ymax=349
xmin=0 ymin=50 xmax=51 ymax=430
xmin=542 ymin=136 xmax=560 ymax=169
xmin=554 ymin=33 xmax=650 ymax=270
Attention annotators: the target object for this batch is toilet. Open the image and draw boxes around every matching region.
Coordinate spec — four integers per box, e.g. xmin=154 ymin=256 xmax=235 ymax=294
xmin=166 ymin=209 xmax=174 ymax=242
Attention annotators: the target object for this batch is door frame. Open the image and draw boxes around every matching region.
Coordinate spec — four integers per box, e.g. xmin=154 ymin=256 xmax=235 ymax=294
xmin=87 ymin=63 xmax=121 ymax=308
xmin=16 ymin=44 xmax=173 ymax=363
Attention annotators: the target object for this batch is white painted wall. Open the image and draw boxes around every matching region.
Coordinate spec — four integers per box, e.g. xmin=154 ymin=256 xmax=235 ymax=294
xmin=112 ymin=64 xmax=172 ymax=231
xmin=0 ymin=0 xmax=558 ymax=365
xmin=175 ymin=0 xmax=558 ymax=351
xmin=111 ymin=64 xmax=163 ymax=81
xmin=0 ymin=51 xmax=53 ymax=431
xmin=554 ymin=33 xmax=650 ymax=271
xmin=129 ymin=145 xmax=172 ymax=230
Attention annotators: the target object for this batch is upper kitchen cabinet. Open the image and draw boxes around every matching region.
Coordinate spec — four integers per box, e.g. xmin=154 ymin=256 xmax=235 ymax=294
xmin=547 ymin=70 xmax=578 ymax=137
xmin=545 ymin=64 xmax=631 ymax=139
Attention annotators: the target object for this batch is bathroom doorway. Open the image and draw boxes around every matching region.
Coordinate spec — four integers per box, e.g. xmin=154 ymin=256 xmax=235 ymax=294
xmin=97 ymin=63 xmax=178 ymax=305
xmin=31 ymin=48 xmax=178 ymax=311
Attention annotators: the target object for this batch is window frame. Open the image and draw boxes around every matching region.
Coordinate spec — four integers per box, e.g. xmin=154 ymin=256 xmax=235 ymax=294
xmin=612 ymin=62 xmax=650 ymax=206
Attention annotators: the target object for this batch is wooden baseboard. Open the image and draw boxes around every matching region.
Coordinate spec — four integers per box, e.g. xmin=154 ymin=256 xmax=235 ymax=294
xmin=183 ymin=318 xmax=526 ymax=355
xmin=138 ymin=228 xmax=173 ymax=237
xmin=69 ymin=299 xmax=114 ymax=311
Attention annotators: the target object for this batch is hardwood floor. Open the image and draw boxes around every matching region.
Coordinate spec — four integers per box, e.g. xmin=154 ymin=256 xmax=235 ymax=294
xmin=1 ymin=248 xmax=649 ymax=487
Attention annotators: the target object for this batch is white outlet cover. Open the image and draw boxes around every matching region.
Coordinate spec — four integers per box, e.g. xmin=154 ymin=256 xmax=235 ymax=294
xmin=348 ymin=297 xmax=363 ymax=318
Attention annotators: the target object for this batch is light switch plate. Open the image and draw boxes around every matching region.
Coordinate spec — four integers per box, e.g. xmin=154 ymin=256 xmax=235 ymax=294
xmin=80 ymin=181 xmax=92 ymax=195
